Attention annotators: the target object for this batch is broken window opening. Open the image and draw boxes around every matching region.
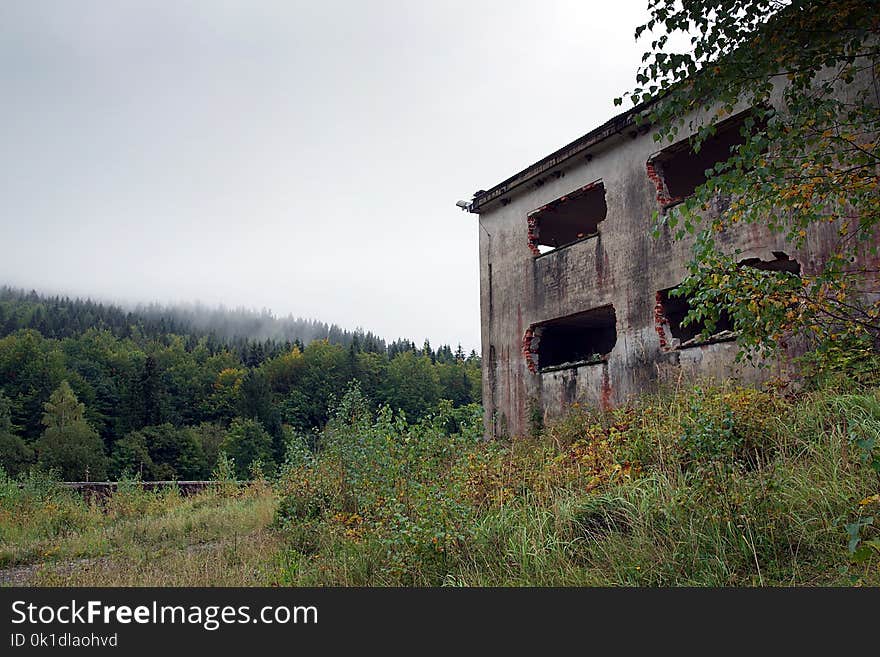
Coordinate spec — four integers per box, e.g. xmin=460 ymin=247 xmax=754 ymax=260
xmin=656 ymin=288 xmax=735 ymax=349
xmin=739 ymin=251 xmax=801 ymax=275
xmin=528 ymin=306 xmax=617 ymax=372
xmin=648 ymin=112 xmax=755 ymax=208
xmin=528 ymin=181 xmax=606 ymax=256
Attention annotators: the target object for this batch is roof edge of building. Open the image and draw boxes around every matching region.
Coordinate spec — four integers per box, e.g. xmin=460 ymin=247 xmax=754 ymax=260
xmin=469 ymin=100 xmax=652 ymax=213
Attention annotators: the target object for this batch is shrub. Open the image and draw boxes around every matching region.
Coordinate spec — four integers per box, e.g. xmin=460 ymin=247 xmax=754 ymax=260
xmin=798 ymin=334 xmax=880 ymax=390
xmin=274 ymin=388 xmax=482 ymax=583
xmin=106 ymin=473 xmax=158 ymax=518
xmin=211 ymin=452 xmax=239 ymax=497
xmin=677 ymin=386 xmax=786 ymax=472
xmin=264 ymin=381 xmax=878 ymax=586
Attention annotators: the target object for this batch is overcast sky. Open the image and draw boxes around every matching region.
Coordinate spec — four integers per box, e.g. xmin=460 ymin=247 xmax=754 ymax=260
xmin=0 ymin=1 xmax=650 ymax=350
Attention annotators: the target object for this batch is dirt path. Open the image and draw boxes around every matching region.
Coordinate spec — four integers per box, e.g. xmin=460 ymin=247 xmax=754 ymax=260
xmin=0 ymin=556 xmax=109 ymax=586
xmin=0 ymin=541 xmax=225 ymax=587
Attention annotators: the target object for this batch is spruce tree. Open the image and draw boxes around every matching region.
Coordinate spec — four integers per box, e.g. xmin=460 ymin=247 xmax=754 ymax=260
xmin=35 ymin=381 xmax=107 ymax=480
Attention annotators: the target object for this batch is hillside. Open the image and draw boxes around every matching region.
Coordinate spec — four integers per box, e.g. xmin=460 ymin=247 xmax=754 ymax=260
xmin=0 ymin=285 xmax=440 ymax=355
xmin=0 ymin=286 xmax=480 ymax=481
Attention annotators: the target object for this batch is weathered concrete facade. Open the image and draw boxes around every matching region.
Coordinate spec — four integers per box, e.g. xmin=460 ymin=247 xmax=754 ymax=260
xmin=467 ymin=105 xmax=854 ymax=439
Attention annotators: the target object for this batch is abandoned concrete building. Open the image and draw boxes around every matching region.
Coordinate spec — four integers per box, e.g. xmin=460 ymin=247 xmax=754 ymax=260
xmin=465 ymin=104 xmax=853 ymax=438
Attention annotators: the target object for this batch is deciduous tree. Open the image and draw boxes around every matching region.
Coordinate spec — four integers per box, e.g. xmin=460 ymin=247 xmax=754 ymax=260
xmin=620 ymin=1 xmax=880 ymax=358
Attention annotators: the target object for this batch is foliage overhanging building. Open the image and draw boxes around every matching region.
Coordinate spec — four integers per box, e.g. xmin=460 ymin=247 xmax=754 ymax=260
xmin=465 ymin=97 xmax=876 ymax=438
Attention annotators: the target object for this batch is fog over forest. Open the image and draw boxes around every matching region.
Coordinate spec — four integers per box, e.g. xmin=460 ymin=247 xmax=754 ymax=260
xmin=3 ymin=285 xmax=477 ymax=356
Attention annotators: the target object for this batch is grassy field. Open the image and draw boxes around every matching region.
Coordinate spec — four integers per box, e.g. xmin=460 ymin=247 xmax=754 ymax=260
xmin=0 ymin=478 xmax=279 ymax=586
xmin=2 ymin=381 xmax=879 ymax=586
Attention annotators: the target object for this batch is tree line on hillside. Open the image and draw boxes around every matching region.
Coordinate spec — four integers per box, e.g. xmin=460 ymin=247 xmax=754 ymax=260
xmin=0 ymin=286 xmax=393 ymax=354
xmin=0 ymin=288 xmax=481 ymax=481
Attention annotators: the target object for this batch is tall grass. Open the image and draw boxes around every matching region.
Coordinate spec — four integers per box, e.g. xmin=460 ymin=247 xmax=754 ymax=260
xmin=4 ymin=382 xmax=878 ymax=586
xmin=271 ymin=384 xmax=880 ymax=586
xmin=0 ymin=470 xmax=275 ymax=577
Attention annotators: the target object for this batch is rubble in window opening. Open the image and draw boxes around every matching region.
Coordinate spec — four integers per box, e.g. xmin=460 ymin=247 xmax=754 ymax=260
xmin=655 ymin=287 xmax=735 ymax=350
xmin=526 ymin=306 xmax=617 ymax=372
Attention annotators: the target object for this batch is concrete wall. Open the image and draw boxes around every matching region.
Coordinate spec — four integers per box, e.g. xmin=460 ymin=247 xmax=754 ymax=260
xmin=475 ymin=114 xmax=849 ymax=439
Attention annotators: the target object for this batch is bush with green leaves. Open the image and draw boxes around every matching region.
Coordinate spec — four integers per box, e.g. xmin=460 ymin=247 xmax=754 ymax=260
xmin=0 ymin=467 xmax=91 ymax=559
xmin=674 ymin=386 xmax=787 ymax=472
xmin=275 ymin=385 xmax=483 ymax=582
xmin=210 ymin=451 xmax=240 ymax=497
xmin=797 ymin=333 xmax=880 ymax=391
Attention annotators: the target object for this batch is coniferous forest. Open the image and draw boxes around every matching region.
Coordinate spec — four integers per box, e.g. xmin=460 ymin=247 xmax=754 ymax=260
xmin=0 ymin=286 xmax=481 ymax=480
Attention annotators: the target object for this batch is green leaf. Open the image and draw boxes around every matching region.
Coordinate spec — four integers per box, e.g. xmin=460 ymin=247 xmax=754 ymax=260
xmin=850 ymin=545 xmax=873 ymax=564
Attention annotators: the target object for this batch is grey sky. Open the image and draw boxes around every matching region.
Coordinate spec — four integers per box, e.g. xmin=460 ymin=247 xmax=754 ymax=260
xmin=0 ymin=1 xmax=649 ymax=350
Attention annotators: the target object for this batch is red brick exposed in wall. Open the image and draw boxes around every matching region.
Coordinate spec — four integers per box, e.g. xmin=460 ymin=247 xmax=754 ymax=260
xmin=600 ymin=364 xmax=613 ymax=411
xmin=522 ymin=326 xmax=537 ymax=373
xmin=526 ymin=216 xmax=542 ymax=256
xmin=646 ymin=161 xmax=680 ymax=208
xmin=654 ymin=291 xmax=671 ymax=351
